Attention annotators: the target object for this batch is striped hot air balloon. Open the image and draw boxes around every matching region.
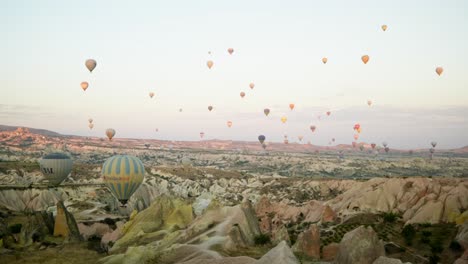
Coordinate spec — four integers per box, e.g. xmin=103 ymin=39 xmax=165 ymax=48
xmin=101 ymin=155 xmax=145 ymax=205
xmin=39 ymin=153 xmax=73 ymax=186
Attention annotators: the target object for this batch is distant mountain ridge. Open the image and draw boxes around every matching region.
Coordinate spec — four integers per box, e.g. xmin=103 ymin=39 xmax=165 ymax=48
xmin=0 ymin=125 xmax=63 ymax=137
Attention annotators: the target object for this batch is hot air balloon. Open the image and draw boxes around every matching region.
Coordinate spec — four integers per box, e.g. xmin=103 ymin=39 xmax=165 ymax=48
xmin=310 ymin=125 xmax=316 ymax=132
xmin=208 ymin=106 xmax=213 ymax=111
xmin=359 ymin=145 xmax=365 ymax=151
xmin=429 ymin=148 xmax=435 ymax=154
xmin=179 ymin=108 xmax=183 ymax=112
xmin=149 ymin=92 xmax=155 ymax=98
xmin=39 ymin=153 xmax=73 ymax=186
xmin=353 ymin=134 xmax=359 ymax=140
xmin=88 ymin=123 xmax=94 ymax=129
xmin=435 ymin=67 xmax=443 ymax=76
xmin=384 ymin=147 xmax=390 ymax=153
xmin=81 ymin=82 xmax=89 ymax=91
xmin=281 ymin=116 xmax=287 ymax=124
xmin=382 ymin=142 xmax=388 ymax=148
xmin=322 ymin=57 xmax=328 ymax=64
xmin=367 ymin=100 xmax=372 ymax=106
xmin=289 ymin=104 xmax=295 ymax=110
xmin=106 ymin=128 xmax=116 ymax=141
xmin=155 ymin=128 xmax=159 ymax=132
xmin=381 ymin=25 xmax=388 ymax=31
xmin=207 ymin=60 xmax=214 ymax=69
xmin=326 ymin=111 xmax=331 ymax=116
xmin=409 ymin=150 xmax=414 ymax=155
xmin=102 ymin=155 xmax=145 ymax=205
xmin=332 ymin=138 xmax=335 ymax=142
xmin=284 ymin=139 xmax=289 ymax=144
xmin=88 ymin=118 xmax=93 ymax=123
xmin=85 ymin=59 xmax=97 ymax=73
xmin=264 ymin=108 xmax=270 ymax=116
xmin=371 ymin=143 xmax=376 ymax=149
xmin=262 ymin=143 xmax=267 ymax=150
xmin=431 ymin=141 xmax=437 ymax=148
xmin=144 ymin=143 xmax=150 ymax=149
xmin=361 ymin=55 xmax=369 ymax=64
xmin=249 ymin=83 xmax=255 ymax=89
xmin=298 ymin=135 xmax=304 ymax=142
xmin=240 ymin=92 xmax=245 ymax=98
xmin=200 ymin=132 xmax=205 ymax=139
xmin=228 ymin=48 xmax=234 ymax=55
xmin=352 ymin=142 xmax=357 ymax=148
xmin=227 ymin=121 xmax=232 ymax=128
xmin=258 ymin=135 xmax=266 ymax=144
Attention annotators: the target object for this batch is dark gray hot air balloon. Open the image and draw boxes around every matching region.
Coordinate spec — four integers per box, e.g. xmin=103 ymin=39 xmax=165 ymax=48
xmin=258 ymin=135 xmax=266 ymax=144
xmin=39 ymin=153 xmax=73 ymax=186
xmin=85 ymin=59 xmax=97 ymax=73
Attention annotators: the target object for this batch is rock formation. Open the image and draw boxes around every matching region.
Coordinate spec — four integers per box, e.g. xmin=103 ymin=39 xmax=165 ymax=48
xmin=334 ymin=226 xmax=385 ymax=264
xmin=291 ymin=224 xmax=320 ymax=259
xmin=53 ymin=201 xmax=82 ymax=241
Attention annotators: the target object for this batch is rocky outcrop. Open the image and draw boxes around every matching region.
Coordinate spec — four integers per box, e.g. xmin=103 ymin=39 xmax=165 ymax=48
xmin=454 ymin=249 xmax=468 ymax=264
xmin=110 ymin=195 xmax=193 ymax=253
xmin=327 ymin=178 xmax=468 ymax=224
xmin=334 ymin=226 xmax=385 ymax=264
xmin=322 ymin=242 xmax=339 ymax=261
xmin=272 ymin=225 xmax=290 ymax=245
xmin=372 ymin=256 xmax=412 ymax=264
xmin=256 ymin=241 xmax=300 ymax=264
xmin=291 ymin=224 xmax=320 ymax=259
xmin=457 ymin=222 xmax=468 ymax=250
xmin=78 ymin=223 xmax=112 ymax=240
xmin=53 ymin=201 xmax=82 ymax=241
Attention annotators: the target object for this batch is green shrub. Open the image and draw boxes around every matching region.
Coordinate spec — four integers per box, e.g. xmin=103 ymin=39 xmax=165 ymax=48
xmin=449 ymin=240 xmax=462 ymax=251
xmin=382 ymin=212 xmax=399 ymax=223
xmin=254 ymin=234 xmax=271 ymax=245
xmin=420 ymin=237 xmax=430 ymax=244
xmin=8 ymin=223 xmax=22 ymax=234
xmin=422 ymin=231 xmax=432 ymax=237
xmin=430 ymin=241 xmax=443 ymax=254
xmin=402 ymin=224 xmax=416 ymax=246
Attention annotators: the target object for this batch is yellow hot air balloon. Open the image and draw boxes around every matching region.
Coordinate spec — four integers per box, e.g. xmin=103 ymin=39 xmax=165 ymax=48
xmin=249 ymin=83 xmax=255 ymax=89
xmin=361 ymin=55 xmax=370 ymax=64
xmin=322 ymin=57 xmax=328 ymax=64
xmin=281 ymin=116 xmax=287 ymax=123
xmin=289 ymin=104 xmax=295 ymax=110
xmin=240 ymin=92 xmax=245 ymax=98
xmin=85 ymin=59 xmax=97 ymax=73
xmin=227 ymin=121 xmax=232 ymax=128
xmin=435 ymin=67 xmax=443 ymax=76
xmin=88 ymin=123 xmax=94 ymax=129
xmin=81 ymin=82 xmax=89 ymax=91
xmin=228 ymin=48 xmax=234 ymax=55
xmin=381 ymin=25 xmax=388 ymax=31
xmin=106 ymin=128 xmax=116 ymax=141
xmin=207 ymin=60 xmax=214 ymax=69
xmin=102 ymin=155 xmax=145 ymax=205
xmin=149 ymin=92 xmax=155 ymax=98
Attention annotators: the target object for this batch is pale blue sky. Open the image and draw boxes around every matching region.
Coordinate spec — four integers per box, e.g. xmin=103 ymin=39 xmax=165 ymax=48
xmin=1 ymin=0 xmax=467 ymax=148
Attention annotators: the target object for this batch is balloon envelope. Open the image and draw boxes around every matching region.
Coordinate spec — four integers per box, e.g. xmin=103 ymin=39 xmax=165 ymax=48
xmin=264 ymin=108 xmax=270 ymax=116
xmin=227 ymin=121 xmax=232 ymax=128
xmin=435 ymin=67 xmax=443 ymax=76
xmin=361 ymin=55 xmax=369 ymax=64
xmin=208 ymin=106 xmax=213 ymax=111
xmin=39 ymin=153 xmax=73 ymax=186
xmin=81 ymin=82 xmax=89 ymax=91
xmin=289 ymin=104 xmax=295 ymax=110
xmin=240 ymin=92 xmax=245 ymax=98
xmin=310 ymin=125 xmax=316 ymax=132
xmin=381 ymin=25 xmax=388 ymax=31
xmin=88 ymin=123 xmax=94 ymax=129
xmin=149 ymin=92 xmax=155 ymax=98
xmin=102 ymin=155 xmax=145 ymax=205
xmin=258 ymin=135 xmax=266 ymax=144
xmin=322 ymin=57 xmax=328 ymax=64
xmin=207 ymin=60 xmax=214 ymax=69
xmin=85 ymin=59 xmax=97 ymax=72
xmin=228 ymin=48 xmax=234 ymax=55
xmin=281 ymin=116 xmax=287 ymax=123
xmin=106 ymin=128 xmax=116 ymax=141
xmin=88 ymin=118 xmax=93 ymax=123
xmin=249 ymin=83 xmax=255 ymax=89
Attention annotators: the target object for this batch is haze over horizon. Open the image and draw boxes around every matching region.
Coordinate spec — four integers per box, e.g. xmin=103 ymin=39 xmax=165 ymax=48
xmin=2 ymin=0 xmax=467 ymax=149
